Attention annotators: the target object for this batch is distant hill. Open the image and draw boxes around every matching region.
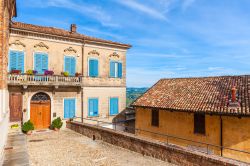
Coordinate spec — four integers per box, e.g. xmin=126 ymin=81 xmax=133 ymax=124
xmin=126 ymin=87 xmax=148 ymax=106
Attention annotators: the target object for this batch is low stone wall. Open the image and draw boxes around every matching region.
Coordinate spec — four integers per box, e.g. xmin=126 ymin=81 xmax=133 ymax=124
xmin=66 ymin=121 xmax=245 ymax=166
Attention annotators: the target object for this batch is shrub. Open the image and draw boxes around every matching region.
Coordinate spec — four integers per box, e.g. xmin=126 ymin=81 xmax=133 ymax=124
xmin=10 ymin=69 xmax=21 ymax=74
xmin=75 ymin=72 xmax=82 ymax=77
xmin=51 ymin=117 xmax=63 ymax=129
xmin=22 ymin=120 xmax=34 ymax=133
xmin=26 ymin=70 xmax=37 ymax=75
xmin=62 ymin=71 xmax=69 ymax=77
xmin=44 ymin=70 xmax=54 ymax=76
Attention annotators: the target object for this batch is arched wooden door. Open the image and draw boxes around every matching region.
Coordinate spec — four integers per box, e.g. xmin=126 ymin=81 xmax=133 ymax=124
xmin=30 ymin=93 xmax=51 ymax=129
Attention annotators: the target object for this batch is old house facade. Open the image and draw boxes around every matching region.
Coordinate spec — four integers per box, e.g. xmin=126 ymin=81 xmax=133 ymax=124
xmin=8 ymin=22 xmax=131 ymax=129
xmin=132 ymin=76 xmax=250 ymax=163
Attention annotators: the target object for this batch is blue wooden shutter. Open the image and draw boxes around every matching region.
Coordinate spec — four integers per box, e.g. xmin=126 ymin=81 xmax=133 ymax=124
xmin=88 ymin=98 xmax=98 ymax=116
xmin=17 ymin=52 xmax=25 ymax=73
xmin=35 ymin=53 xmax=48 ymax=74
xmin=64 ymin=56 xmax=71 ymax=74
xmin=110 ymin=98 xmax=118 ymax=115
xmin=70 ymin=57 xmax=76 ymax=76
xmin=110 ymin=61 xmax=115 ymax=77
xmin=70 ymin=99 xmax=76 ymax=118
xmin=9 ymin=51 xmax=17 ymax=71
xmin=35 ymin=53 xmax=42 ymax=74
xmin=89 ymin=59 xmax=98 ymax=77
xmin=64 ymin=99 xmax=70 ymax=118
xmin=93 ymin=99 xmax=98 ymax=115
xmin=42 ymin=54 xmax=48 ymax=73
xmin=88 ymin=99 xmax=93 ymax=116
xmin=93 ymin=60 xmax=98 ymax=77
xmin=118 ymin=62 xmax=122 ymax=78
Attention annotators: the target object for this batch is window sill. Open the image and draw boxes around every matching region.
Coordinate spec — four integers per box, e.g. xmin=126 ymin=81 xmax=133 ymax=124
xmin=87 ymin=115 xmax=99 ymax=118
xmin=194 ymin=132 xmax=206 ymax=136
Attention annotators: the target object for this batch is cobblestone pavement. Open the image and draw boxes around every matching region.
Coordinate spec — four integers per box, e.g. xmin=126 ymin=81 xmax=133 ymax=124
xmin=27 ymin=129 xmax=175 ymax=166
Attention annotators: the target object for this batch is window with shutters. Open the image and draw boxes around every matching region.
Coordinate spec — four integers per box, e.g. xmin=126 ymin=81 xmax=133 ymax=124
xmin=151 ymin=109 xmax=159 ymax=127
xmin=109 ymin=97 xmax=119 ymax=115
xmin=88 ymin=58 xmax=99 ymax=77
xmin=8 ymin=50 xmax=25 ymax=73
xmin=194 ymin=114 xmax=205 ymax=134
xmin=64 ymin=56 xmax=76 ymax=76
xmin=88 ymin=98 xmax=99 ymax=116
xmin=34 ymin=52 xmax=48 ymax=74
xmin=110 ymin=61 xmax=122 ymax=78
xmin=64 ymin=98 xmax=76 ymax=118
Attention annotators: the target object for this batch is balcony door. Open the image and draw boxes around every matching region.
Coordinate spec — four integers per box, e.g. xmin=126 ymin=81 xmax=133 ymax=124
xmin=30 ymin=92 xmax=51 ymax=129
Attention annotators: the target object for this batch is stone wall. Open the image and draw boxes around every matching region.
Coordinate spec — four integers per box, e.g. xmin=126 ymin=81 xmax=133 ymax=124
xmin=67 ymin=121 xmax=244 ymax=166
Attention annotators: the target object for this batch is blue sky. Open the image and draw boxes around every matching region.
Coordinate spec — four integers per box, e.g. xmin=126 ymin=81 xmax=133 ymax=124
xmin=15 ymin=0 xmax=250 ymax=87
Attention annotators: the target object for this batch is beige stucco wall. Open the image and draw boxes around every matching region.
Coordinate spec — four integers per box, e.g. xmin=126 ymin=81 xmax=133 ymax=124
xmin=135 ymin=107 xmax=250 ymax=162
xmin=8 ymin=33 xmax=128 ymax=127
xmin=83 ymin=45 xmax=126 ymax=87
xmin=82 ymin=87 xmax=126 ymax=122
xmin=14 ymin=90 xmax=81 ymax=128
xmin=9 ymin=35 xmax=83 ymax=75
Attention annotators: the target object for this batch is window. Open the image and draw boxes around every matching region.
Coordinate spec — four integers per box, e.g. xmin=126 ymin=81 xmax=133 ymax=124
xmin=110 ymin=61 xmax=122 ymax=78
xmin=109 ymin=97 xmax=119 ymax=115
xmin=64 ymin=56 xmax=76 ymax=76
xmin=89 ymin=59 xmax=98 ymax=77
xmin=9 ymin=50 xmax=24 ymax=73
xmin=64 ymin=98 xmax=76 ymax=118
xmin=34 ymin=53 xmax=48 ymax=74
xmin=88 ymin=98 xmax=99 ymax=116
xmin=194 ymin=114 xmax=205 ymax=134
xmin=151 ymin=109 xmax=159 ymax=127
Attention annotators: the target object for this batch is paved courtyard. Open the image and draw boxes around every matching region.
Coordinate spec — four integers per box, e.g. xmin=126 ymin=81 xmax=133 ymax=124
xmin=27 ymin=129 xmax=174 ymax=166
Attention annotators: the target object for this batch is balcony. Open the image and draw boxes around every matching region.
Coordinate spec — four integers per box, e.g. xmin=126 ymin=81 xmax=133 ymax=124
xmin=8 ymin=74 xmax=83 ymax=87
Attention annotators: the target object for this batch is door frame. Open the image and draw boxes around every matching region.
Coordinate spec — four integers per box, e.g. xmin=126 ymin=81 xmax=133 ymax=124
xmin=27 ymin=91 xmax=53 ymax=125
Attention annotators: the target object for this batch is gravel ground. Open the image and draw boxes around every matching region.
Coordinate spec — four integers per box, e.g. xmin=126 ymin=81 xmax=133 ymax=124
xmin=27 ymin=129 xmax=175 ymax=166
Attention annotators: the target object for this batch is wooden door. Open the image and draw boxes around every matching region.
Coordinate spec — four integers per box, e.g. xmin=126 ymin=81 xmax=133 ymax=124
xmin=30 ymin=101 xmax=51 ymax=129
xmin=9 ymin=93 xmax=22 ymax=122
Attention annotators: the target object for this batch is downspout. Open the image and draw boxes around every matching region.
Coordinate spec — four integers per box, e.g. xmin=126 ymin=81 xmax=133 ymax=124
xmin=220 ymin=115 xmax=223 ymax=156
xmin=81 ymin=40 xmax=85 ymax=123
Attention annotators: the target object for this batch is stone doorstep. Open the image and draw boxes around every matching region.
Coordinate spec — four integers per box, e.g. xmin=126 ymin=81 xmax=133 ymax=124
xmin=4 ymin=151 xmax=29 ymax=161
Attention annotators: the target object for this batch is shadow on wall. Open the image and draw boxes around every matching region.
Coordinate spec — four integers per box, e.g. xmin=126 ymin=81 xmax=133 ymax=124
xmin=112 ymin=107 xmax=135 ymax=134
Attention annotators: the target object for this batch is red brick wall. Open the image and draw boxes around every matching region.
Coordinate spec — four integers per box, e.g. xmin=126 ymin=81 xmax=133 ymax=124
xmin=0 ymin=0 xmax=11 ymax=90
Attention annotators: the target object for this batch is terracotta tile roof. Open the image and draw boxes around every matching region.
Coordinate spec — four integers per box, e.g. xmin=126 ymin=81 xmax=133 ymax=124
xmin=132 ymin=75 xmax=250 ymax=116
xmin=10 ymin=22 xmax=131 ymax=48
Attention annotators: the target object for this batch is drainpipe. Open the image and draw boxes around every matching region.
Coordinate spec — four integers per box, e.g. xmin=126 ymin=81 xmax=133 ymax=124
xmin=81 ymin=40 xmax=85 ymax=123
xmin=220 ymin=116 xmax=223 ymax=156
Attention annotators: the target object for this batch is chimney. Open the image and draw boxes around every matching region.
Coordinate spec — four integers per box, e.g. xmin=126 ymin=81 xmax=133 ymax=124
xmin=70 ymin=24 xmax=77 ymax=33
xmin=231 ymin=86 xmax=237 ymax=102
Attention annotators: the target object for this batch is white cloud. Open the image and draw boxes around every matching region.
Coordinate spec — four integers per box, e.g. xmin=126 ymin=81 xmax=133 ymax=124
xmin=115 ymin=0 xmax=167 ymax=21
xmin=182 ymin=0 xmax=195 ymax=10
xmin=24 ymin=0 xmax=119 ymax=27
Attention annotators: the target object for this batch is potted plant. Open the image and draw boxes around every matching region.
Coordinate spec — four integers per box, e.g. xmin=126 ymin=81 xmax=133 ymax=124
xmin=26 ymin=70 xmax=37 ymax=75
xmin=75 ymin=72 xmax=82 ymax=77
xmin=51 ymin=117 xmax=63 ymax=131
xmin=10 ymin=69 xmax=21 ymax=75
xmin=22 ymin=120 xmax=34 ymax=135
xmin=62 ymin=71 xmax=69 ymax=77
xmin=44 ymin=70 xmax=54 ymax=76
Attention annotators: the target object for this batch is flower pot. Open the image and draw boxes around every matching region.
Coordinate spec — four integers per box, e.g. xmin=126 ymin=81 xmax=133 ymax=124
xmin=54 ymin=128 xmax=60 ymax=131
xmin=26 ymin=130 xmax=32 ymax=135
